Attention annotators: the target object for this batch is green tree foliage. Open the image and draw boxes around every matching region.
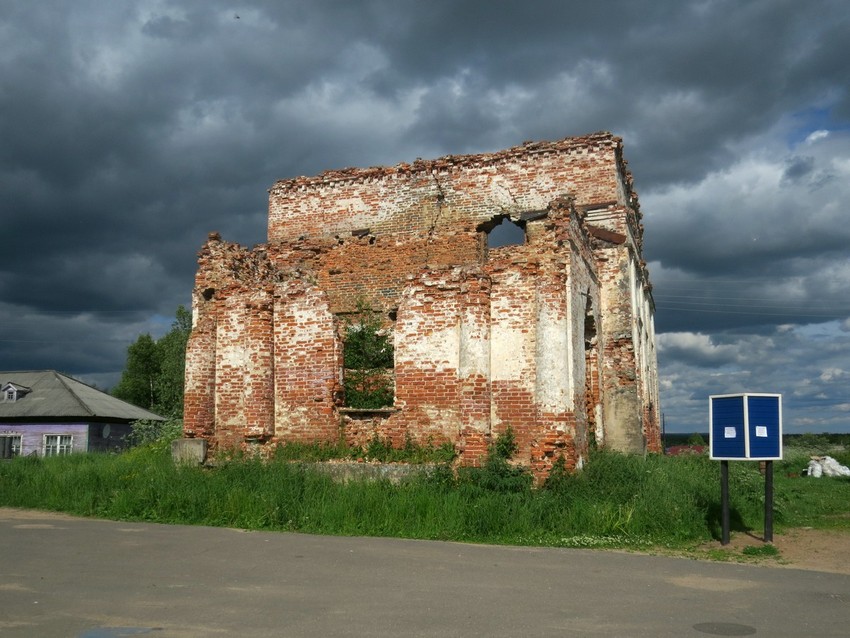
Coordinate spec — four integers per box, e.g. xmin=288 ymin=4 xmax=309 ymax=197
xmin=343 ymin=302 xmax=394 ymax=409
xmin=154 ymin=306 xmax=192 ymax=414
xmin=111 ymin=333 xmax=159 ymax=410
xmin=687 ymin=432 xmax=707 ymax=447
xmin=112 ymin=306 xmax=192 ymax=417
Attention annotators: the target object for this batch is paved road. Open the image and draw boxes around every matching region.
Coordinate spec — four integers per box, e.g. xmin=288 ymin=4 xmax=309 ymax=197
xmin=1 ymin=508 xmax=848 ymax=637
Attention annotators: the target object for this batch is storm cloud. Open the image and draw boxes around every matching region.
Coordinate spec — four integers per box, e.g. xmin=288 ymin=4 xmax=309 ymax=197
xmin=2 ymin=0 xmax=849 ymax=432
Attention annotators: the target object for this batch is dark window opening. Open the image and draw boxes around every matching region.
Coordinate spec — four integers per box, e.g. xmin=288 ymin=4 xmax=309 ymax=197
xmin=479 ymin=216 xmax=526 ymax=248
xmin=583 ymin=294 xmax=600 ymax=449
xmin=584 ymin=313 xmax=597 ymax=350
xmin=0 ymin=435 xmax=21 ymax=459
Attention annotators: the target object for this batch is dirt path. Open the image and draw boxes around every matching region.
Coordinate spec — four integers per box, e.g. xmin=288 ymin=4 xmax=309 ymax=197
xmin=695 ymin=528 xmax=850 ymax=574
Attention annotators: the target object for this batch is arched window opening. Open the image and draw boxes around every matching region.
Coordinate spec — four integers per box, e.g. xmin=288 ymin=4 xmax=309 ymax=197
xmin=479 ymin=215 xmax=526 ymax=249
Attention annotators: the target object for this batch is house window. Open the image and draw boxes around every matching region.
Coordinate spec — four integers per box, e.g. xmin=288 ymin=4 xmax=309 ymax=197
xmin=44 ymin=434 xmax=73 ymax=457
xmin=5 ymin=389 xmax=15 ymax=401
xmin=0 ymin=435 xmax=21 ymax=459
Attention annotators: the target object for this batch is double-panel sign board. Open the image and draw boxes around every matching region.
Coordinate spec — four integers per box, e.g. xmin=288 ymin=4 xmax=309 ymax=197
xmin=709 ymin=393 xmax=782 ymax=461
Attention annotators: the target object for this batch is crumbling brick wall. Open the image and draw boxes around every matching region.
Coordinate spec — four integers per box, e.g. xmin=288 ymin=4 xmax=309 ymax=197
xmin=184 ymin=132 xmax=660 ymax=478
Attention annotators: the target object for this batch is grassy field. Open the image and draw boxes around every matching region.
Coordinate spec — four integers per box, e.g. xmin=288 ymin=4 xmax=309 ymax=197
xmin=1 ymin=434 xmax=848 ymax=551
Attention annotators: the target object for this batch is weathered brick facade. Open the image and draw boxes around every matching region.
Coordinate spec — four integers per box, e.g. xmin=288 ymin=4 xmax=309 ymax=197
xmin=183 ymin=132 xmax=660 ymax=477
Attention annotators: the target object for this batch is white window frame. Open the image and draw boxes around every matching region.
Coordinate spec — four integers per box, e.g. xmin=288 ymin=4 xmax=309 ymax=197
xmin=43 ymin=434 xmax=73 ymax=457
xmin=5 ymin=389 xmax=15 ymax=401
xmin=0 ymin=434 xmax=22 ymax=457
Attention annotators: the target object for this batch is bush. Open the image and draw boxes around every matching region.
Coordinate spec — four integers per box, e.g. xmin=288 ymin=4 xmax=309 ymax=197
xmin=458 ymin=427 xmax=533 ymax=494
xmin=129 ymin=417 xmax=184 ymax=450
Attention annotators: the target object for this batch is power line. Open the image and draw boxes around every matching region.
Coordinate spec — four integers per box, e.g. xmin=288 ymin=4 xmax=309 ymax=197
xmin=655 ymin=303 xmax=847 ymax=318
xmin=655 ymin=293 xmax=850 ymax=308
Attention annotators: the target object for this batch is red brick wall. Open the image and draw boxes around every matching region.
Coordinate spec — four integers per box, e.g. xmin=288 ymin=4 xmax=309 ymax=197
xmin=184 ymin=132 xmax=660 ymax=479
xmin=271 ymin=280 xmax=341 ymax=443
xmin=183 ymin=311 xmax=216 ymax=439
xmin=213 ymin=288 xmax=274 ymax=443
xmin=269 ymin=133 xmax=627 ymax=243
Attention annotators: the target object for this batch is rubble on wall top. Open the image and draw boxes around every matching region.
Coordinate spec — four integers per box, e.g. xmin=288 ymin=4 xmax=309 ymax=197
xmin=270 ymin=131 xmax=622 ymax=194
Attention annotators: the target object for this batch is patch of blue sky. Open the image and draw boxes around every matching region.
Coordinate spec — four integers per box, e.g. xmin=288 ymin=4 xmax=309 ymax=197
xmin=786 ymin=104 xmax=850 ymax=148
xmin=487 ymin=217 xmax=525 ymax=247
xmin=146 ymin=314 xmax=175 ymax=337
xmin=793 ymin=319 xmax=848 ymax=341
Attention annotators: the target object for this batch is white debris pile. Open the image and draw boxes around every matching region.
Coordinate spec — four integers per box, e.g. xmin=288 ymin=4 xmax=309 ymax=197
xmin=804 ymin=456 xmax=850 ymax=478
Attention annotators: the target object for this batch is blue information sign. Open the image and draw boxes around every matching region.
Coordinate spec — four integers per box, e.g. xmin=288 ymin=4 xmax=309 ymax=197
xmin=709 ymin=393 xmax=782 ymax=460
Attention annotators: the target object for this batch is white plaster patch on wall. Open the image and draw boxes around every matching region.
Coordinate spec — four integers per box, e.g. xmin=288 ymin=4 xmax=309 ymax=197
xmin=459 ymin=327 xmax=490 ymax=378
xmin=399 ymin=323 xmax=460 ymax=372
xmin=487 ymin=176 xmax=552 ymax=214
xmin=490 ymin=321 xmax=533 ymax=382
xmin=422 ymin=405 xmax=460 ymax=431
xmin=217 ymin=329 xmax=248 ymax=369
xmin=274 ymin=404 xmax=310 ymax=434
xmin=489 ymin=270 xmax=535 ymax=384
xmin=287 ymin=309 xmax=329 ymax=342
xmin=536 ymin=300 xmax=571 ymax=411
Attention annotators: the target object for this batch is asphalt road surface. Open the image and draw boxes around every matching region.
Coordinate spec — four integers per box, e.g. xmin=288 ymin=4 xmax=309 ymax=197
xmin=1 ymin=508 xmax=848 ymax=637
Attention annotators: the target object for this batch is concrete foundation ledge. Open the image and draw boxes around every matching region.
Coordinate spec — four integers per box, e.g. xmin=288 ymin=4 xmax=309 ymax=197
xmin=172 ymin=438 xmax=208 ymax=466
xmin=295 ymin=460 xmax=436 ymax=484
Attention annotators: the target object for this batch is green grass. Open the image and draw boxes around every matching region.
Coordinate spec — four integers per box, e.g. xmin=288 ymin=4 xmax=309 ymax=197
xmin=269 ymin=435 xmax=457 ymax=465
xmin=1 ymin=441 xmax=848 ymax=551
xmin=742 ymin=543 xmax=780 ymax=557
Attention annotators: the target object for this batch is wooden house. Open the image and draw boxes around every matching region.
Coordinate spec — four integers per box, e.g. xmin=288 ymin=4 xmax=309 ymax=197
xmin=0 ymin=370 xmax=164 ymax=458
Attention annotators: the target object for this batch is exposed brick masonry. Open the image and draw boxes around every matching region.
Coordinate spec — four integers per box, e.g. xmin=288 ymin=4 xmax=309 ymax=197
xmin=184 ymin=131 xmax=660 ymax=480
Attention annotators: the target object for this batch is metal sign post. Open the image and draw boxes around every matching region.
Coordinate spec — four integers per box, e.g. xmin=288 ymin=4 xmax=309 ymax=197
xmin=764 ymin=460 xmax=773 ymax=542
xmin=710 ymin=394 xmax=782 ymax=545
xmin=720 ymin=460 xmax=730 ymax=545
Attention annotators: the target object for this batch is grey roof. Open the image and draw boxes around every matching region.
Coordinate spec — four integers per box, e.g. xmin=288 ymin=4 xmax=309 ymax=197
xmin=0 ymin=371 xmax=165 ymax=422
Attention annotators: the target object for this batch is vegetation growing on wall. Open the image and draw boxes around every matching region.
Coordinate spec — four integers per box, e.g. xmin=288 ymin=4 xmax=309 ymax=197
xmin=342 ymin=302 xmax=394 ymax=409
xmin=271 ymin=434 xmax=457 ymax=464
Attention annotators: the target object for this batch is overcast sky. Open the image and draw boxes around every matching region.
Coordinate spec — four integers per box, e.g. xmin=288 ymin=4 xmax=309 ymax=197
xmin=2 ymin=0 xmax=849 ymax=434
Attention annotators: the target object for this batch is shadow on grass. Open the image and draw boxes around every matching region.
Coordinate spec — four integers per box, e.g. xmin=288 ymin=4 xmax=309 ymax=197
xmin=706 ymin=502 xmax=750 ymax=540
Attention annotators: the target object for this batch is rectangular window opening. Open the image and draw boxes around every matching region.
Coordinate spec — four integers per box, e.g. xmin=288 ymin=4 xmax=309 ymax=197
xmin=341 ymin=305 xmax=396 ymax=409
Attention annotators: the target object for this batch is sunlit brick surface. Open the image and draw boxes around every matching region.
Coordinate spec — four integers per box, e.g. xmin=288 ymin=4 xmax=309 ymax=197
xmin=184 ymin=132 xmax=660 ymax=479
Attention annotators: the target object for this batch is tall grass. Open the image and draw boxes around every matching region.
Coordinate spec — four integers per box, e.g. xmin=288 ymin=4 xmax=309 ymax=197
xmin=1 ymin=442 xmax=848 ymax=549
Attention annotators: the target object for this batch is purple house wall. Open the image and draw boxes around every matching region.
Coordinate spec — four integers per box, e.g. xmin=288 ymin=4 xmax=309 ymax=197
xmin=0 ymin=371 xmax=162 ymax=459
xmin=0 ymin=422 xmax=135 ymax=457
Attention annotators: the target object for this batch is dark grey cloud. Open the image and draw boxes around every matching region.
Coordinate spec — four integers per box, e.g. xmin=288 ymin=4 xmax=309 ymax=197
xmin=2 ymin=0 xmax=849 ymax=433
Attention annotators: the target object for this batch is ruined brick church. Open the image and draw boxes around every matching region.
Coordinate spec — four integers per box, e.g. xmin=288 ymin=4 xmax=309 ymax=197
xmin=183 ymin=132 xmax=660 ymax=476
